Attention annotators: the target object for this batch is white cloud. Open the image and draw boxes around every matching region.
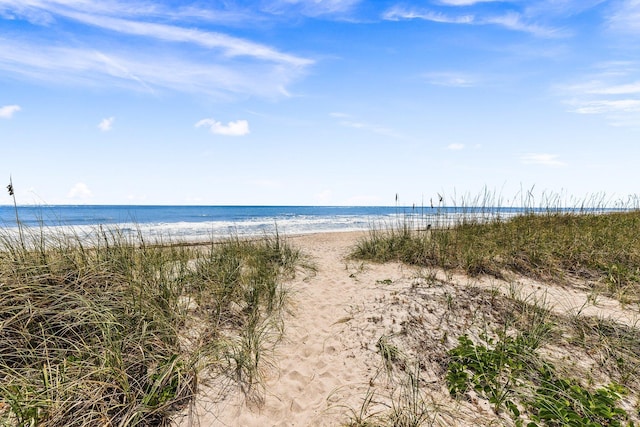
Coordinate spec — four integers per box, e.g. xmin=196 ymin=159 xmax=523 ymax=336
xmin=330 ymin=112 xmax=402 ymax=138
xmin=525 ymin=0 xmax=607 ymax=18
xmin=0 ymin=1 xmax=308 ymax=64
xmin=585 ymin=82 xmax=640 ymax=95
xmin=0 ymin=0 xmax=250 ymax=24
xmin=424 ymin=72 xmax=476 ymax=87
xmin=67 ymin=182 xmax=93 ymax=199
xmin=337 ymin=119 xmax=401 ymax=137
xmin=0 ymin=38 xmax=307 ymax=98
xmin=268 ymin=0 xmax=361 ymax=16
xmin=0 ymin=104 xmax=21 ymax=118
xmin=195 ymin=118 xmax=250 ymax=136
xmin=0 ymin=1 xmax=313 ymax=98
xmin=482 ymin=12 xmax=565 ymax=38
xmin=61 ymin=12 xmax=310 ymax=66
xmin=571 ymin=99 xmax=640 ymax=114
xmin=607 ymin=0 xmax=640 ymax=34
xmin=98 ymin=116 xmax=115 ymax=131
xmin=560 ymin=62 xmax=640 ymax=126
xmin=521 ymin=153 xmax=566 ymax=167
xmin=383 ymin=6 xmax=474 ymax=24
xmin=436 ymin=0 xmax=503 ymax=5
xmin=447 ymin=143 xmax=465 ymax=150
xmin=382 ymin=6 xmax=563 ymax=37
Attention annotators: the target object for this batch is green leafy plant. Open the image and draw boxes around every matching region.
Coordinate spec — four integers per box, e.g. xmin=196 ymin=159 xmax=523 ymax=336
xmin=446 ymin=334 xmax=527 ymax=417
xmin=446 ymin=334 xmax=631 ymax=426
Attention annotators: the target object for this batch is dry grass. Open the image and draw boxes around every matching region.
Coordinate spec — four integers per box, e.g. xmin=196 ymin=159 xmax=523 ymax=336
xmin=347 ymin=206 xmax=640 ymax=426
xmin=0 ymin=226 xmax=304 ymax=426
xmin=353 ymin=210 xmax=640 ymax=303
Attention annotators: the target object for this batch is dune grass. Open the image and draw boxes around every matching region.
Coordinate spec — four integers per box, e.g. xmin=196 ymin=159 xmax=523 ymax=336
xmin=352 ymin=210 xmax=640 ymax=303
xmin=347 ymin=200 xmax=640 ymax=426
xmin=0 ymin=225 xmax=303 ymax=426
xmin=343 ymin=277 xmax=640 ymax=427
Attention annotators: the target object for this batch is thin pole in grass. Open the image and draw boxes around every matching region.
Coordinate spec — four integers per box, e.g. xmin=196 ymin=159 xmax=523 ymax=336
xmin=6 ymin=175 xmax=25 ymax=247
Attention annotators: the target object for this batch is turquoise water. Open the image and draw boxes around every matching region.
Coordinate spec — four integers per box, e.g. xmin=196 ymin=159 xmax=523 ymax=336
xmin=0 ymin=205 xmax=424 ymax=239
xmin=0 ymin=204 xmax=602 ymax=240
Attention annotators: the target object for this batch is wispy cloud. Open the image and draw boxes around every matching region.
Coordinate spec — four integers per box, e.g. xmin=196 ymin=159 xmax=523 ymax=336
xmin=0 ymin=37 xmax=305 ymax=98
xmin=0 ymin=1 xmax=313 ymax=98
xmin=67 ymin=182 xmax=93 ymax=199
xmin=424 ymin=72 xmax=477 ymax=87
xmin=483 ymin=11 xmax=564 ymax=37
xmin=570 ymin=99 xmax=640 ymax=114
xmin=583 ymin=82 xmax=640 ymax=95
xmin=0 ymin=104 xmax=20 ymax=119
xmin=436 ymin=0 xmax=504 ymax=5
xmin=447 ymin=143 xmax=465 ymax=150
xmin=266 ymin=0 xmax=362 ymax=17
xmin=382 ymin=5 xmax=563 ymax=37
xmin=560 ymin=62 xmax=640 ymax=126
xmin=56 ymin=11 xmax=310 ymax=66
xmin=0 ymin=0 xmax=252 ymax=27
xmin=524 ymin=0 xmax=607 ymax=18
xmin=196 ymin=118 xmax=250 ymax=136
xmin=383 ymin=6 xmax=473 ymax=24
xmin=607 ymin=0 xmax=640 ymax=34
xmin=330 ymin=112 xmax=402 ymax=138
xmin=98 ymin=116 xmax=115 ymax=132
xmin=521 ymin=153 xmax=566 ymax=167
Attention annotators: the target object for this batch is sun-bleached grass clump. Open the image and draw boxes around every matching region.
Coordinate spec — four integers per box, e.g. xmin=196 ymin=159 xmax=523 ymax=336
xmin=0 ymin=225 xmax=303 ymax=426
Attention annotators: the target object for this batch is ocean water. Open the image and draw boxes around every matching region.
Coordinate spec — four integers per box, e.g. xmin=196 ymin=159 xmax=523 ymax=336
xmin=0 ymin=204 xmax=616 ymax=243
xmin=0 ymin=205 xmax=433 ymax=241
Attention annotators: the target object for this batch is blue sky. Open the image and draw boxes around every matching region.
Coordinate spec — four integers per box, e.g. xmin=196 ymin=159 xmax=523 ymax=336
xmin=1 ymin=0 xmax=639 ymax=206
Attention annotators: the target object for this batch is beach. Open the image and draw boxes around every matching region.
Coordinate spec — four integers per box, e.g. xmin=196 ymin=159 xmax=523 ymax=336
xmin=177 ymin=230 xmax=640 ymax=426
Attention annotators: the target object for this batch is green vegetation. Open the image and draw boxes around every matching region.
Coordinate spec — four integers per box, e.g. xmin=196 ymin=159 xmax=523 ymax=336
xmin=353 ymin=210 xmax=640 ymax=302
xmin=447 ymin=334 xmax=630 ymax=426
xmin=0 ymin=226 xmax=303 ymax=426
xmin=347 ymin=205 xmax=640 ymax=426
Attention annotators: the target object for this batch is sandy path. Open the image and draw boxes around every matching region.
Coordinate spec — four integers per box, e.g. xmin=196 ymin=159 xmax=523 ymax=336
xmin=181 ymin=231 xmax=408 ymax=426
xmin=179 ymin=231 xmax=640 ymax=426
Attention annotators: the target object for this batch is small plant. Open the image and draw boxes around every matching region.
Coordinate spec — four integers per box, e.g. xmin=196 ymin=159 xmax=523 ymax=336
xmin=446 ymin=334 xmax=526 ymax=416
xmin=530 ymin=376 xmax=629 ymax=427
xmin=377 ymin=335 xmax=403 ymax=374
xmin=343 ymin=388 xmax=383 ymax=427
xmin=387 ymin=366 xmax=434 ymax=427
xmin=446 ymin=334 xmax=631 ymax=426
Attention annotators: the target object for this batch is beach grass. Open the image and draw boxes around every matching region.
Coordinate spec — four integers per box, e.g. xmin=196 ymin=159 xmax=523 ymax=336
xmin=346 ymin=200 xmax=640 ymax=426
xmin=0 ymin=225 xmax=303 ymax=426
xmin=352 ymin=209 xmax=640 ymax=303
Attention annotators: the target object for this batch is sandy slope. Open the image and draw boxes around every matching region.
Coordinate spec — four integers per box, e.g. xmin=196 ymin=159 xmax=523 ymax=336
xmin=178 ymin=231 xmax=640 ymax=427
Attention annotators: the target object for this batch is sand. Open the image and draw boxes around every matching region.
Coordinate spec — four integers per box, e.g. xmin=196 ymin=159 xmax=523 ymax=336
xmin=177 ymin=231 xmax=640 ymax=427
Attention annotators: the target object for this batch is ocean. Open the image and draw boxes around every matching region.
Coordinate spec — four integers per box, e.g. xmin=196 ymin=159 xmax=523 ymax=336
xmin=0 ymin=204 xmax=595 ymax=242
xmin=0 ymin=205 xmax=430 ymax=241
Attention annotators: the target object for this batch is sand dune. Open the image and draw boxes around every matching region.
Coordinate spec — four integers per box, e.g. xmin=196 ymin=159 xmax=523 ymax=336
xmin=178 ymin=231 xmax=640 ymax=426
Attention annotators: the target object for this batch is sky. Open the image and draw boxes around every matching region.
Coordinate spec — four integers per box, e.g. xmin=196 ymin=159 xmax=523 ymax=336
xmin=1 ymin=0 xmax=639 ymax=206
